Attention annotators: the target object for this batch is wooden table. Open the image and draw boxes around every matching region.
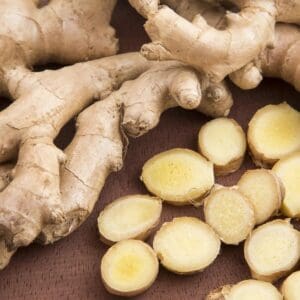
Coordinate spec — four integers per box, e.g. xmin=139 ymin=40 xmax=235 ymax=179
xmin=0 ymin=1 xmax=299 ymax=299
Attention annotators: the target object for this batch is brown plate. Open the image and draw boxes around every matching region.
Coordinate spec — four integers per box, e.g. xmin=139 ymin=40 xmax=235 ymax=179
xmin=0 ymin=1 xmax=300 ymax=299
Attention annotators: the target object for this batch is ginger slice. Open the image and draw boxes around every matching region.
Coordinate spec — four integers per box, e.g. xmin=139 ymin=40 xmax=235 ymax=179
xmin=237 ymin=169 xmax=284 ymax=224
xmin=98 ymin=195 xmax=162 ymax=245
xmin=206 ymin=280 xmax=282 ymax=300
xmin=204 ymin=187 xmax=255 ymax=245
xmin=273 ymin=152 xmax=300 ymax=217
xmin=281 ymin=271 xmax=300 ymax=300
xmin=153 ymin=217 xmax=220 ymax=274
xmin=244 ymin=219 xmax=300 ymax=282
xmin=101 ymin=240 xmax=159 ymax=297
xmin=248 ymin=103 xmax=300 ymax=167
xmin=198 ymin=118 xmax=246 ymax=176
xmin=141 ymin=148 xmax=214 ymax=205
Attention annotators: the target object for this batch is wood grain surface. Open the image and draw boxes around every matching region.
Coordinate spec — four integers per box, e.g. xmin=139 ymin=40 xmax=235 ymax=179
xmin=0 ymin=1 xmax=300 ymax=299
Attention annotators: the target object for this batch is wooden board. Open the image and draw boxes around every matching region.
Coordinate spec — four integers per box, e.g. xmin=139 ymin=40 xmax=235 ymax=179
xmin=0 ymin=1 xmax=299 ymax=299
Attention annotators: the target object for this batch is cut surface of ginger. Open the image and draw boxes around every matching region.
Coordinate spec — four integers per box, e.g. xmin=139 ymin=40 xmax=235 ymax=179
xmin=198 ymin=118 xmax=246 ymax=176
xmin=281 ymin=271 xmax=300 ymax=300
xmin=153 ymin=217 xmax=220 ymax=274
xmin=141 ymin=148 xmax=214 ymax=205
xmin=238 ymin=169 xmax=283 ymax=224
xmin=206 ymin=280 xmax=282 ymax=300
xmin=244 ymin=219 xmax=300 ymax=282
xmin=248 ymin=103 xmax=300 ymax=167
xmin=204 ymin=187 xmax=255 ymax=245
xmin=273 ymin=152 xmax=300 ymax=217
xmin=98 ymin=195 xmax=162 ymax=244
xmin=101 ymin=240 xmax=158 ymax=297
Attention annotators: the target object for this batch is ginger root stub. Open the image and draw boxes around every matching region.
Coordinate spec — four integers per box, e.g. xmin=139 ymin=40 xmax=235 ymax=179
xmin=281 ymin=271 xmax=300 ymax=300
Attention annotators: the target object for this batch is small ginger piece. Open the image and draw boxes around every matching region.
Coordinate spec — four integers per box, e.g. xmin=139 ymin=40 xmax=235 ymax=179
xmin=198 ymin=118 xmax=246 ymax=176
xmin=281 ymin=271 xmax=300 ymax=300
xmin=97 ymin=195 xmax=162 ymax=245
xmin=273 ymin=152 xmax=300 ymax=217
xmin=141 ymin=148 xmax=214 ymax=205
xmin=206 ymin=280 xmax=282 ymax=300
xmin=204 ymin=187 xmax=255 ymax=245
xmin=237 ymin=169 xmax=283 ymax=224
xmin=100 ymin=239 xmax=158 ymax=297
xmin=153 ymin=217 xmax=220 ymax=274
xmin=244 ymin=219 xmax=300 ymax=282
xmin=248 ymin=103 xmax=300 ymax=167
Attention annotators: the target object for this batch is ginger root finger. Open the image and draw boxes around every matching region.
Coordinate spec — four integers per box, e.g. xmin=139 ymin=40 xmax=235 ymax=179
xmin=244 ymin=219 xmax=300 ymax=282
xmin=204 ymin=186 xmax=255 ymax=245
xmin=153 ymin=217 xmax=220 ymax=274
xmin=206 ymin=280 xmax=282 ymax=300
xmin=198 ymin=118 xmax=246 ymax=176
xmin=100 ymin=240 xmax=159 ymax=297
xmin=141 ymin=148 xmax=214 ymax=206
xmin=272 ymin=152 xmax=300 ymax=218
xmin=247 ymin=103 xmax=300 ymax=168
xmin=281 ymin=271 xmax=300 ymax=300
xmin=237 ymin=169 xmax=283 ymax=224
xmin=97 ymin=195 xmax=162 ymax=245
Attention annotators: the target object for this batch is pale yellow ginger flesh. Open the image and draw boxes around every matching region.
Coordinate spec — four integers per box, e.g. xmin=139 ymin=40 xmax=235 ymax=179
xmin=153 ymin=217 xmax=220 ymax=274
xmin=273 ymin=152 xmax=300 ymax=217
xmin=206 ymin=280 xmax=282 ymax=300
xmin=204 ymin=187 xmax=255 ymax=245
xmin=97 ymin=195 xmax=162 ymax=244
xmin=101 ymin=240 xmax=159 ymax=297
xmin=238 ymin=169 xmax=283 ymax=224
xmin=248 ymin=103 xmax=300 ymax=167
xmin=141 ymin=148 xmax=214 ymax=205
xmin=281 ymin=271 xmax=300 ymax=300
xmin=198 ymin=118 xmax=246 ymax=175
xmin=244 ymin=219 xmax=300 ymax=282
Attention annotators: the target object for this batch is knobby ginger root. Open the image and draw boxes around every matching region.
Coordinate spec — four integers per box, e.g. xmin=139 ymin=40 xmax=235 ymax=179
xmin=153 ymin=217 xmax=220 ymax=274
xmin=244 ymin=219 xmax=300 ymax=282
xmin=97 ymin=195 xmax=162 ymax=245
xmin=281 ymin=271 xmax=300 ymax=300
xmin=141 ymin=149 xmax=214 ymax=205
xmin=248 ymin=103 xmax=300 ymax=167
xmin=237 ymin=169 xmax=283 ymax=224
xmin=100 ymin=240 xmax=159 ymax=297
xmin=273 ymin=152 xmax=300 ymax=217
xmin=204 ymin=186 xmax=255 ymax=245
xmin=198 ymin=118 xmax=246 ymax=176
xmin=206 ymin=280 xmax=282 ymax=300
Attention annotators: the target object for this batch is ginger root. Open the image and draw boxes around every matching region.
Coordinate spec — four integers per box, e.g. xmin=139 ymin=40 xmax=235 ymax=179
xmin=153 ymin=217 xmax=221 ymax=274
xmin=273 ymin=152 xmax=300 ymax=217
xmin=204 ymin=186 xmax=255 ymax=245
xmin=97 ymin=195 xmax=162 ymax=245
xmin=198 ymin=118 xmax=246 ymax=176
xmin=248 ymin=103 xmax=300 ymax=167
xmin=141 ymin=148 xmax=214 ymax=206
xmin=100 ymin=239 xmax=159 ymax=297
xmin=206 ymin=280 xmax=282 ymax=300
xmin=237 ymin=169 xmax=283 ymax=224
xmin=244 ymin=219 xmax=300 ymax=282
xmin=281 ymin=271 xmax=300 ymax=300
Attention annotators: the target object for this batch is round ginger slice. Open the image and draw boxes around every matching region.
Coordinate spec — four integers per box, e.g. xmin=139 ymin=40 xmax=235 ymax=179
xmin=98 ymin=195 xmax=162 ymax=245
xmin=206 ymin=280 xmax=282 ymax=300
xmin=244 ymin=219 xmax=300 ymax=282
xmin=141 ymin=148 xmax=214 ymax=206
xmin=198 ymin=118 xmax=246 ymax=176
xmin=238 ymin=169 xmax=283 ymax=224
xmin=273 ymin=152 xmax=300 ymax=217
xmin=248 ymin=103 xmax=300 ymax=167
xmin=204 ymin=187 xmax=255 ymax=245
xmin=153 ymin=217 xmax=220 ymax=274
xmin=281 ymin=271 xmax=300 ymax=300
xmin=101 ymin=240 xmax=159 ymax=297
